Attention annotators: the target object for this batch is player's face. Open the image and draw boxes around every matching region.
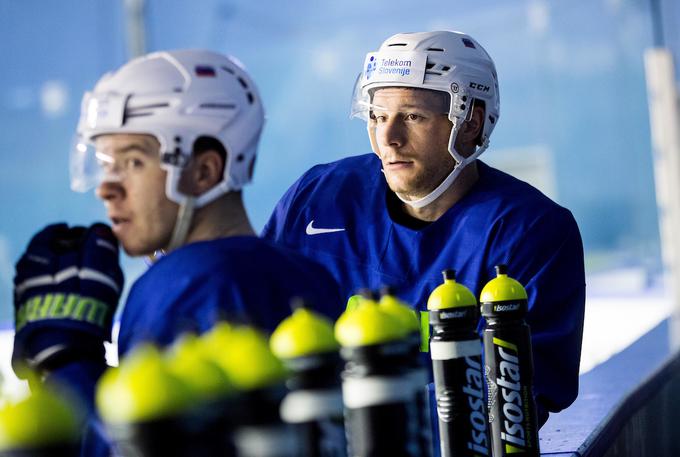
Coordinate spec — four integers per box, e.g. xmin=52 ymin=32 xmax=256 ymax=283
xmin=368 ymin=88 xmax=454 ymax=200
xmin=94 ymin=134 xmax=178 ymax=256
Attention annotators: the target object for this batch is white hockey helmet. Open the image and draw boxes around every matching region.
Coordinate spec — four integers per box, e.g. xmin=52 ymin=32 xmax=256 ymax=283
xmin=70 ymin=49 xmax=264 ymax=208
xmin=350 ymin=31 xmax=500 ymax=208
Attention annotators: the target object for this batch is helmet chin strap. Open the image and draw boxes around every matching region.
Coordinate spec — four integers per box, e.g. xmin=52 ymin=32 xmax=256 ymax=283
xmin=166 ymin=196 xmax=196 ymax=252
xmin=395 ymin=126 xmax=489 ymax=209
xmin=156 ymin=157 xmax=240 ymax=256
xmin=144 ymin=195 xmax=199 ymax=263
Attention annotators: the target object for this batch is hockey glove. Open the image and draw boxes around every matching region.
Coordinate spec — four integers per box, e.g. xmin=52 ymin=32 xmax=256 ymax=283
xmin=12 ymin=223 xmax=124 ymax=378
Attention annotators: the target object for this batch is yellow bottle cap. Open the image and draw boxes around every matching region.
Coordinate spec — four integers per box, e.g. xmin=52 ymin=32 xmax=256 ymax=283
xmin=479 ymin=265 xmax=528 ymax=303
xmin=165 ymin=333 xmax=233 ymax=400
xmin=0 ymin=386 xmax=80 ymax=450
xmin=379 ymin=288 xmax=420 ymax=333
xmin=270 ymin=304 xmax=338 ymax=359
xmin=335 ymin=295 xmax=407 ymax=347
xmin=96 ymin=344 xmax=192 ymax=424
xmin=200 ymin=323 xmax=286 ymax=391
xmin=427 ymin=269 xmax=477 ymax=310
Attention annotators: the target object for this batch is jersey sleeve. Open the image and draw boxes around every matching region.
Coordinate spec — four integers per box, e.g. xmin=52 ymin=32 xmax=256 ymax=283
xmin=493 ymin=206 xmax=586 ymax=425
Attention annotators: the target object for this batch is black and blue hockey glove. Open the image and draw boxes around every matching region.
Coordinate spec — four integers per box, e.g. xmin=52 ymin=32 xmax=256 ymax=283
xmin=12 ymin=223 xmax=124 ymax=378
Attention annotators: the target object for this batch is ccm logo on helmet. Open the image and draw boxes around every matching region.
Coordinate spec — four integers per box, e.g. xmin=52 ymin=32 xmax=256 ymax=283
xmin=469 ymin=82 xmax=490 ymax=93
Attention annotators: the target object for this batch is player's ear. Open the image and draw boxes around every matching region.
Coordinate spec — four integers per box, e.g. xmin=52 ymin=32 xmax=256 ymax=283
xmin=459 ymin=103 xmax=485 ymax=143
xmin=181 ymin=149 xmax=223 ymax=196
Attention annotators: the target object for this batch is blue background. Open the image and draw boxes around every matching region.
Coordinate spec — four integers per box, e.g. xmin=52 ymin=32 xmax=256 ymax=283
xmin=1 ymin=0 xmax=679 ymax=321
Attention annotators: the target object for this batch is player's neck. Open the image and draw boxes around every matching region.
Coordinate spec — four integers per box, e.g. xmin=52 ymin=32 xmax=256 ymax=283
xmin=401 ymin=161 xmax=479 ymax=222
xmin=186 ymin=193 xmax=256 ymax=243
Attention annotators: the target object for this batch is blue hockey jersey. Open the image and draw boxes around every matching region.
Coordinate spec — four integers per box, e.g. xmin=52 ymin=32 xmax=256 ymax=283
xmin=51 ymin=235 xmax=343 ymax=457
xmin=118 ymin=236 xmax=343 ymax=354
xmin=263 ymin=153 xmax=586 ymax=424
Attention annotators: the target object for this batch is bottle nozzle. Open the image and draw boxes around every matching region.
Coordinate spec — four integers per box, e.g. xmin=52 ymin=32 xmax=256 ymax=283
xmin=358 ymin=288 xmax=372 ymax=299
xmin=357 ymin=288 xmax=380 ymax=302
xmin=495 ymin=264 xmax=508 ymax=276
xmin=380 ymin=285 xmax=397 ymax=297
xmin=290 ymin=296 xmax=308 ymax=311
xmin=442 ymin=269 xmax=456 ymax=281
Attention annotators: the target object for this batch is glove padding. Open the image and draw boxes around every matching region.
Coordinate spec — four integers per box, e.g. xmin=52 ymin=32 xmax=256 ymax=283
xmin=12 ymin=223 xmax=124 ymax=377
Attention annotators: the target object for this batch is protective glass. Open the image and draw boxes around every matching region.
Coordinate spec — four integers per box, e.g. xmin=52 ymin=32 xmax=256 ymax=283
xmin=70 ymin=138 xmax=101 ymax=192
xmin=70 ymin=136 xmax=170 ymax=192
xmin=354 ymin=89 xmax=450 ymax=130
xmin=70 ymin=137 xmax=123 ymax=192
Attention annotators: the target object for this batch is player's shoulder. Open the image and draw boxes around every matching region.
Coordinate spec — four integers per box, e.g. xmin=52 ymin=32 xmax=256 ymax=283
xmin=478 ymin=161 xmax=565 ymax=211
xmin=295 ymin=153 xmax=380 ymax=191
xmin=153 ymin=237 xmax=275 ymax=270
xmin=477 ymin=161 xmax=573 ymax=217
xmin=152 ymin=236 xmax=336 ymax=278
xmin=281 ymin=154 xmax=382 ymax=215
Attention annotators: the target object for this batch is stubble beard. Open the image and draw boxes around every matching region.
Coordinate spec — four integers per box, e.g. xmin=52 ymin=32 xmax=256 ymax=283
xmin=385 ymin=156 xmax=455 ymax=201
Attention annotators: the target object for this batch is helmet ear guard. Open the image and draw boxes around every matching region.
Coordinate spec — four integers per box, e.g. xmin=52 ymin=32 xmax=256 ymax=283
xmin=351 ymin=31 xmax=499 ymax=209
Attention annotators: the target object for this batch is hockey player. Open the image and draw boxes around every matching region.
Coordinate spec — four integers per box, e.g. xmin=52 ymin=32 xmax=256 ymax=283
xmin=12 ymin=49 xmax=343 ymax=456
xmin=263 ymin=31 xmax=586 ymax=426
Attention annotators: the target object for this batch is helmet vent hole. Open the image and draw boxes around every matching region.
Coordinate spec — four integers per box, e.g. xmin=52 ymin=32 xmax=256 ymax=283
xmin=236 ymin=154 xmax=245 ymax=162
xmin=427 ymin=47 xmax=444 ymax=52
xmin=425 ymin=63 xmax=443 ymax=76
xmin=221 ymin=66 xmax=235 ymax=75
xmin=387 ymin=43 xmax=407 ymax=47
xmin=130 ymin=103 xmax=170 ymax=110
xmin=199 ymin=103 xmax=237 ymax=110
xmin=125 ymin=112 xmax=153 ymax=119
xmin=247 ymin=92 xmax=255 ymax=104
xmin=237 ymin=77 xmax=248 ymax=89
xmin=195 ymin=65 xmax=216 ymax=77
xmin=441 ymin=65 xmax=451 ymax=71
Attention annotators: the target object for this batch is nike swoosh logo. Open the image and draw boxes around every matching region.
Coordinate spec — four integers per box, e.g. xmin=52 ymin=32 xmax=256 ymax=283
xmin=306 ymin=220 xmax=346 ymax=235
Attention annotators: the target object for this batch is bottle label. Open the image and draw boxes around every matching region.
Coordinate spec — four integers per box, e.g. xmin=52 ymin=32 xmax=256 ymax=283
xmin=484 ymin=330 xmax=539 ymax=457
